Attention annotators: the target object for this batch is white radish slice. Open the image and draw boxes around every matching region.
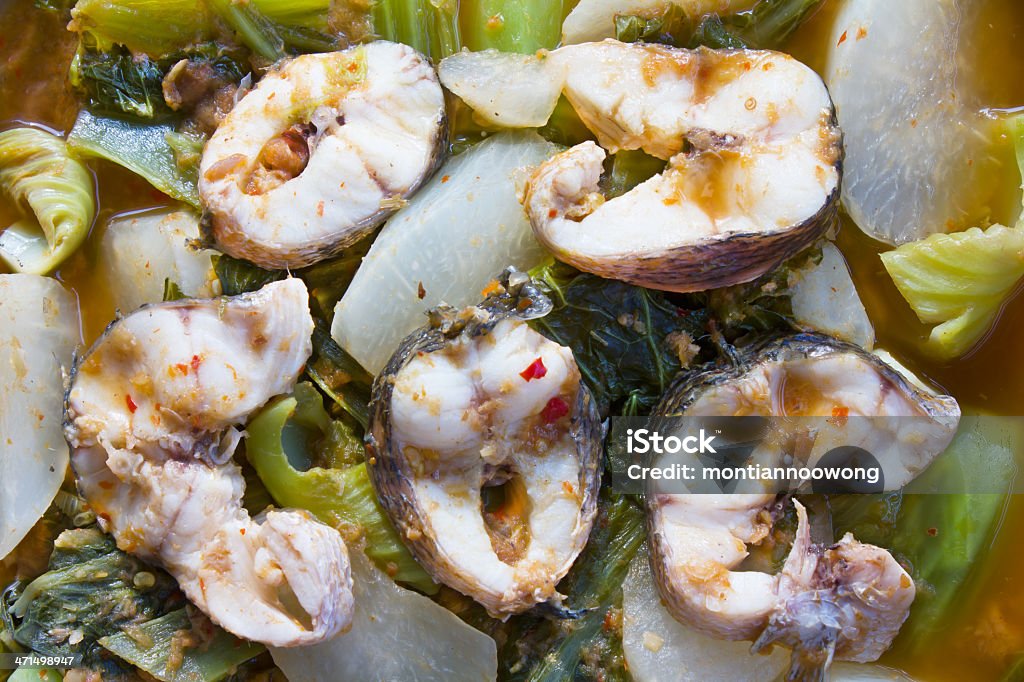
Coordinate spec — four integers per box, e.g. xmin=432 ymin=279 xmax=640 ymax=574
xmin=332 ymin=131 xmax=558 ymax=375
xmin=0 ymin=274 xmax=81 ymax=558
xmin=825 ymin=0 xmax=988 ymax=244
xmin=790 ymin=242 xmax=875 ymax=349
xmin=100 ymin=208 xmax=218 ymax=312
xmin=271 ymin=550 xmax=497 ymax=682
xmin=438 ymin=51 xmax=565 ymax=128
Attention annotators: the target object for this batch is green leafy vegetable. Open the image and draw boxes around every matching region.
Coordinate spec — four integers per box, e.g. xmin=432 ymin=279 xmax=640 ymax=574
xmin=529 ymin=262 xmax=708 ymax=414
xmin=98 ymin=608 xmax=264 ymax=682
xmin=307 ymin=320 xmax=372 ymax=429
xmin=831 ymin=417 xmax=1019 ymax=655
xmin=536 ymin=96 xmax=593 ymax=148
xmin=67 ymin=109 xmax=200 ymax=207
xmin=613 ymin=4 xmax=690 ymax=46
xmin=70 ymin=42 xmax=167 ymax=118
xmin=213 ymin=254 xmax=284 ymax=297
xmin=70 ymin=41 xmax=246 ymax=121
xmin=2 ymin=528 xmax=179 ymax=673
xmin=609 ymin=0 xmax=822 ymax=50
xmin=689 ymin=0 xmax=824 ymax=49
xmin=461 ymin=0 xmax=565 ymax=53
xmin=373 ymin=0 xmax=461 ymax=62
xmin=602 ymin=149 xmax=666 ymax=200
xmin=882 ymin=224 xmax=1024 ymax=359
xmin=687 ymin=12 xmax=748 ymax=48
xmin=69 ymin=0 xmax=344 ymax=58
xmin=244 ymin=384 xmax=435 ymax=593
xmin=70 ymin=0 xmax=217 ymax=56
xmin=0 ymin=128 xmax=95 ymax=275
xmin=162 ymin=278 xmax=187 ymax=301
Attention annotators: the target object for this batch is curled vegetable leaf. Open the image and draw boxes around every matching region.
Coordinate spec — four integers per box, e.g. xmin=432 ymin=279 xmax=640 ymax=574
xmin=0 ymin=128 xmax=95 ymax=274
xmin=244 ymin=384 xmax=435 ymax=593
xmin=881 ymin=225 xmax=1024 ymax=359
xmin=70 ymin=0 xmax=216 ymax=57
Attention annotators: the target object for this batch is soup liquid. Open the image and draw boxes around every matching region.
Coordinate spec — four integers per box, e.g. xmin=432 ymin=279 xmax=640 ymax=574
xmin=2 ymin=0 xmax=1024 ymax=678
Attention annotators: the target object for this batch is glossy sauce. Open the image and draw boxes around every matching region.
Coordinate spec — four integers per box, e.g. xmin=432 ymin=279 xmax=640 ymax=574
xmin=1 ymin=0 xmax=1023 ymax=678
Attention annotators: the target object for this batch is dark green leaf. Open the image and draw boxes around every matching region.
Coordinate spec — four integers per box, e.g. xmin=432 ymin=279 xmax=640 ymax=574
xmin=71 ymin=43 xmax=167 ymax=119
xmin=614 ymin=4 xmax=690 ymax=46
xmin=307 ymin=320 xmax=372 ymax=429
xmin=2 ymin=528 xmax=179 ymax=674
xmin=537 ymin=97 xmax=593 ymax=148
xmin=689 ymin=0 xmax=824 ymax=50
xmin=529 ymin=262 xmax=708 ymax=415
xmin=213 ymin=255 xmax=285 ymax=296
xmin=510 ymin=491 xmax=645 ymax=681
xmin=162 ymin=278 xmax=186 ymax=302
xmin=688 ymin=13 xmax=749 ymax=48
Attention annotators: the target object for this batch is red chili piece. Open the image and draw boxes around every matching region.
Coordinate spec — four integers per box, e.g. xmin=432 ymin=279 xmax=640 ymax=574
xmin=541 ymin=396 xmax=569 ymax=423
xmin=520 ymin=357 xmax=547 ymax=382
xmin=126 ymin=394 xmax=138 ymax=413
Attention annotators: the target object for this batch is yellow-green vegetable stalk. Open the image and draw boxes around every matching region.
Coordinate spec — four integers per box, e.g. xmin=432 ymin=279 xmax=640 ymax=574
xmin=245 ymin=384 xmax=436 ymax=593
xmin=0 ymin=128 xmax=95 ymax=275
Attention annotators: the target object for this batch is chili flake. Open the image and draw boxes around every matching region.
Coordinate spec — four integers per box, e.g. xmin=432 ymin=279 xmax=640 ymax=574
xmin=520 ymin=357 xmax=547 ymax=382
xmin=541 ymin=396 xmax=569 ymax=423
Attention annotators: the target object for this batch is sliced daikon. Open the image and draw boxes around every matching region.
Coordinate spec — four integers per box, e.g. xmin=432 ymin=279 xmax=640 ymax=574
xmin=825 ymin=0 xmax=988 ymax=244
xmin=100 ymin=208 xmax=218 ymax=313
xmin=0 ymin=274 xmax=81 ymax=559
xmin=332 ymin=131 xmax=558 ymax=374
xmin=438 ymin=51 xmax=565 ymax=128
xmin=270 ymin=550 xmax=497 ymax=682
xmin=791 ymin=241 xmax=874 ymax=349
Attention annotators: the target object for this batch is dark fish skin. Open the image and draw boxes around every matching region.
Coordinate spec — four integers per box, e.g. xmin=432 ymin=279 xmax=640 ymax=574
xmin=655 ymin=332 xmax=958 ymax=418
xmin=535 ymin=184 xmax=838 ymax=294
xmin=365 ymin=270 xmax=603 ymax=617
